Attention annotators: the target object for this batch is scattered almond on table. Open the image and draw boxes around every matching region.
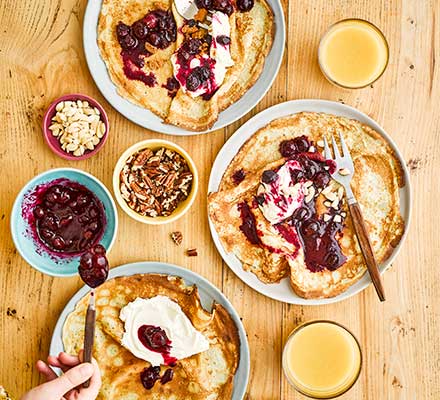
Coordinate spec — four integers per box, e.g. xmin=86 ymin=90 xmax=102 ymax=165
xmin=48 ymin=100 xmax=106 ymax=157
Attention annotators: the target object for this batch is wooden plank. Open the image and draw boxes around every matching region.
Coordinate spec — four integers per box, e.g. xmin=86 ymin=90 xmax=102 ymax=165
xmin=0 ymin=0 xmax=438 ymax=398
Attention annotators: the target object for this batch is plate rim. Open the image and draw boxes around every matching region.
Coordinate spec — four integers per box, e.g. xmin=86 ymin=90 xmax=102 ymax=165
xmin=82 ymin=0 xmax=286 ymax=136
xmin=207 ymin=99 xmax=412 ymax=305
xmin=49 ymin=261 xmax=250 ymax=399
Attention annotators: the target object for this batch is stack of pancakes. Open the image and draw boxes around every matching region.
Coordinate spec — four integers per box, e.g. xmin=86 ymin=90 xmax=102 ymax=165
xmin=97 ymin=0 xmax=274 ymax=130
xmin=208 ymin=112 xmax=405 ymax=298
xmin=63 ymin=274 xmax=240 ymax=398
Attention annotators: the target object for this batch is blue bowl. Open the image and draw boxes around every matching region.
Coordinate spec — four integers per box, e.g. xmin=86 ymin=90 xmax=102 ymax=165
xmin=11 ymin=168 xmax=118 ymax=277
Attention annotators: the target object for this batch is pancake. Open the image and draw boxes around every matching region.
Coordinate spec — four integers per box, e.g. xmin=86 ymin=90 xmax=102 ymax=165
xmin=97 ymin=0 xmax=274 ymax=131
xmin=62 ymin=274 xmax=240 ymax=398
xmin=208 ymin=112 xmax=405 ymax=298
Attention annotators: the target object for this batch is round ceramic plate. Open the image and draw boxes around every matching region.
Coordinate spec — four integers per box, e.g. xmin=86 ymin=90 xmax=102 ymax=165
xmin=50 ymin=261 xmax=250 ymax=399
xmin=82 ymin=0 xmax=285 ymax=135
xmin=208 ymin=99 xmax=412 ymax=305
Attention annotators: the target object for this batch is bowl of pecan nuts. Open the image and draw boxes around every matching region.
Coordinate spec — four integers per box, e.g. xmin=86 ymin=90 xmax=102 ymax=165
xmin=113 ymin=139 xmax=198 ymax=224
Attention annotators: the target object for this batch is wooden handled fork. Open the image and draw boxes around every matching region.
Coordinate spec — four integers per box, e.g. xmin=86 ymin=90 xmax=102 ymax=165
xmin=323 ymin=133 xmax=386 ymax=301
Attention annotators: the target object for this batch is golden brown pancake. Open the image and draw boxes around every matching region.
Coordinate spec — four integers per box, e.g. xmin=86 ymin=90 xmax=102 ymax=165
xmin=97 ymin=0 xmax=274 ymax=131
xmin=208 ymin=112 xmax=405 ymax=299
xmin=62 ymin=274 xmax=240 ymax=398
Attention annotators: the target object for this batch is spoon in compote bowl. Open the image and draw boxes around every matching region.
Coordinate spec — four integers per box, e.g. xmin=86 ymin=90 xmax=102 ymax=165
xmin=78 ymin=244 xmax=109 ymax=387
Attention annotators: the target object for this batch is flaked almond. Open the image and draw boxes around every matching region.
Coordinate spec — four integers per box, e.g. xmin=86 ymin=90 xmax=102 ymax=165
xmin=323 ymin=214 xmax=332 ymax=222
xmin=333 ymin=214 xmax=342 ymax=223
xmin=338 ymin=167 xmax=351 ymax=176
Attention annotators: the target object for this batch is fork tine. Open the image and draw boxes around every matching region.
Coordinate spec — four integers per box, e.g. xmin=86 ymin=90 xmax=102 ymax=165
xmin=338 ymin=131 xmax=349 ymax=157
xmin=323 ymin=136 xmax=332 ymax=159
xmin=331 ymin=135 xmax=341 ymax=160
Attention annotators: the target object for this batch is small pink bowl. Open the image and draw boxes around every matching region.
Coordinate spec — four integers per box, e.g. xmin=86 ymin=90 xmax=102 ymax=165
xmin=42 ymin=94 xmax=109 ymax=161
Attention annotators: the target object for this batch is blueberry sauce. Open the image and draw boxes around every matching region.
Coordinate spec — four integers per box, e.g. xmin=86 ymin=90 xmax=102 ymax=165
xmin=78 ymin=244 xmax=109 ymax=288
xmin=116 ymin=10 xmax=177 ymax=86
xmin=232 ymin=168 xmax=246 ymax=185
xmin=137 ymin=325 xmax=177 ymax=366
xmin=29 ymin=180 xmax=105 ymax=255
xmin=237 ymin=201 xmax=261 ymax=245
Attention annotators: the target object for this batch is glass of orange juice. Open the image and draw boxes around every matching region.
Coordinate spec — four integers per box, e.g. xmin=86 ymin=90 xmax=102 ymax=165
xmin=282 ymin=320 xmax=362 ymax=399
xmin=318 ymin=19 xmax=389 ymax=89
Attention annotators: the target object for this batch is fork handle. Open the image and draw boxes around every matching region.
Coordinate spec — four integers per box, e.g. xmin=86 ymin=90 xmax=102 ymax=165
xmin=348 ymin=202 xmax=386 ymax=302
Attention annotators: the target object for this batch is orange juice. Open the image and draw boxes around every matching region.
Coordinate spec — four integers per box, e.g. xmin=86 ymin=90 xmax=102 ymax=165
xmin=282 ymin=321 xmax=361 ymax=398
xmin=319 ymin=19 xmax=389 ymax=88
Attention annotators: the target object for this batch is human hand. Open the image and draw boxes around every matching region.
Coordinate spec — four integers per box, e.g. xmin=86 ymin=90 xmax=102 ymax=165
xmin=21 ymin=351 xmax=101 ymax=400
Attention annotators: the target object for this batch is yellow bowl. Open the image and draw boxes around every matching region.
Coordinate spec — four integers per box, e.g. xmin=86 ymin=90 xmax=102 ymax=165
xmin=113 ymin=139 xmax=198 ymax=225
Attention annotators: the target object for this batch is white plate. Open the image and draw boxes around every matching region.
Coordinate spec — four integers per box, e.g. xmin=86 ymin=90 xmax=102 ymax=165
xmin=50 ymin=261 xmax=250 ymax=399
xmin=208 ymin=99 xmax=412 ymax=305
xmin=83 ymin=0 xmax=285 ymax=135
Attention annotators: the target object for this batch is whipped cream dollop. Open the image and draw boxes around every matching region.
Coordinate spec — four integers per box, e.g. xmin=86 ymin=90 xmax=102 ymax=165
xmin=120 ymin=296 xmax=210 ymax=366
xmin=257 ymin=160 xmax=305 ymax=224
xmin=171 ymin=11 xmax=234 ymax=98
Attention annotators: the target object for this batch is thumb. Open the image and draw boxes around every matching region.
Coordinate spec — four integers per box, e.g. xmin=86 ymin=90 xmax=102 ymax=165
xmin=42 ymin=363 xmax=94 ymax=396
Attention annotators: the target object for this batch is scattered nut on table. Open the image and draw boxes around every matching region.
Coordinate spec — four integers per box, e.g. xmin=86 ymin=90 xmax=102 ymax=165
xmin=48 ymin=100 xmax=106 ymax=157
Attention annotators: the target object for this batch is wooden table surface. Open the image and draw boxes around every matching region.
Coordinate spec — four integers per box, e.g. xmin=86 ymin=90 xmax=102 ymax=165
xmin=1 ymin=0 xmax=439 ymax=398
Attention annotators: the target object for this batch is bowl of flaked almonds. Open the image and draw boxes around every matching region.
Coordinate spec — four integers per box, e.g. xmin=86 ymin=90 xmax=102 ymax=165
xmin=113 ymin=139 xmax=198 ymax=225
xmin=42 ymin=94 xmax=109 ymax=160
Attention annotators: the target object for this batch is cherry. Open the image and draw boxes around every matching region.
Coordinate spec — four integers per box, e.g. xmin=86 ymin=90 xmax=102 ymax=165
xmin=160 ymin=369 xmax=174 ymax=384
xmin=325 ymin=252 xmax=340 ymax=270
xmin=58 ymin=190 xmax=71 ymax=204
xmin=302 ymin=220 xmax=320 ymax=236
xmin=52 ymin=236 xmax=66 ymax=250
xmin=186 ymin=73 xmax=201 ymax=91
xmin=140 ymin=366 xmax=161 ymax=390
xmin=78 ymin=244 xmax=109 ymax=288
xmin=116 ymin=22 xmax=131 ymax=38
xmin=45 ymin=192 xmax=59 ymax=203
xmin=262 ymin=170 xmax=278 ymax=184
xmin=290 ymin=169 xmax=304 ymax=182
xmin=40 ymin=228 xmax=54 ymax=241
xmin=33 ymin=206 xmax=45 ymax=219
xmin=42 ymin=215 xmax=58 ymax=230
xmin=133 ymin=21 xmax=148 ymax=39
xmin=236 ymin=0 xmax=254 ymax=11
xmin=76 ymin=194 xmax=89 ymax=207
xmin=89 ymin=221 xmax=99 ymax=232
xmin=147 ymin=32 xmax=161 ymax=47
xmin=121 ymin=34 xmax=138 ymax=50
xmin=232 ymin=169 xmax=246 ymax=185
xmin=216 ymin=35 xmax=231 ymax=46
xmin=143 ymin=13 xmax=159 ymax=29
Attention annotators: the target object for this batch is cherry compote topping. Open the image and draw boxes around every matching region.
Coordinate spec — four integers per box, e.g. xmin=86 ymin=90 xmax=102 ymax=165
xmin=78 ymin=244 xmax=109 ymax=288
xmin=162 ymin=77 xmax=180 ymax=98
xmin=32 ymin=181 xmax=105 ymax=255
xmin=141 ymin=366 xmax=161 ymax=390
xmin=236 ymin=0 xmax=255 ymax=11
xmin=116 ymin=10 xmax=177 ymax=86
xmin=140 ymin=366 xmax=174 ymax=390
xmin=232 ymin=168 xmax=246 ymax=185
xmin=138 ymin=325 xmax=177 ymax=366
xmin=237 ymin=138 xmax=346 ymax=272
xmin=238 ymin=201 xmax=261 ymax=245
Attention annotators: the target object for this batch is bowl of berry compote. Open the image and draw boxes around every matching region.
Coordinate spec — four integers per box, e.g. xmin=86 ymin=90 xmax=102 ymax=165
xmin=11 ymin=168 xmax=118 ymax=277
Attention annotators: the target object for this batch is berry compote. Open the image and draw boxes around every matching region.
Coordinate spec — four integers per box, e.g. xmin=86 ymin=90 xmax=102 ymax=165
xmin=78 ymin=244 xmax=109 ymax=288
xmin=138 ymin=325 xmax=177 ymax=366
xmin=31 ymin=180 xmax=105 ymax=255
xmin=116 ymin=10 xmax=177 ymax=86
xmin=237 ymin=136 xmax=346 ymax=273
xmin=138 ymin=325 xmax=176 ymax=390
